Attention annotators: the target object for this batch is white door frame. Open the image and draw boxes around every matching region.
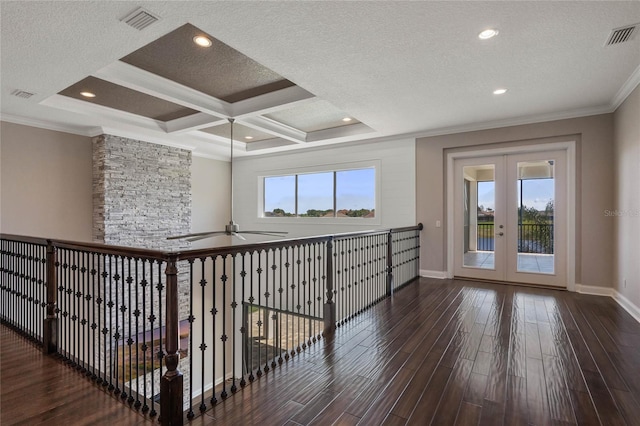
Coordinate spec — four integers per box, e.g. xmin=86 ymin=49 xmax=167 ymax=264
xmin=446 ymin=141 xmax=576 ymax=291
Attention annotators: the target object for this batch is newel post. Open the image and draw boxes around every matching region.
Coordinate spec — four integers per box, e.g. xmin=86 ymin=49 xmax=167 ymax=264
xmin=323 ymin=238 xmax=336 ymax=336
xmin=160 ymin=255 xmax=183 ymax=426
xmin=386 ymin=231 xmax=394 ymax=296
xmin=43 ymin=240 xmax=58 ymax=354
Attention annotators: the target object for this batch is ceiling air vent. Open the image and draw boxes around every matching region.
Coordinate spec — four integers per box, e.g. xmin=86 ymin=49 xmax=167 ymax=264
xmin=121 ymin=7 xmax=160 ymax=31
xmin=606 ymin=24 xmax=638 ymax=46
xmin=11 ymin=89 xmax=35 ymax=99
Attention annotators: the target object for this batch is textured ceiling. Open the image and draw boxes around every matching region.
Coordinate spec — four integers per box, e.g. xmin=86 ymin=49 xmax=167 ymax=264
xmin=265 ymin=100 xmax=361 ymax=133
xmin=121 ymin=23 xmax=295 ymax=103
xmin=59 ymin=76 xmax=197 ymax=121
xmin=1 ymin=1 xmax=639 ymax=160
xmin=200 ymin=122 xmax=275 ymax=143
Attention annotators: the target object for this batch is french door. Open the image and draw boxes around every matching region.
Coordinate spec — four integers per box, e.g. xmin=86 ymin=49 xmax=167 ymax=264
xmin=453 ymin=150 xmax=567 ymax=287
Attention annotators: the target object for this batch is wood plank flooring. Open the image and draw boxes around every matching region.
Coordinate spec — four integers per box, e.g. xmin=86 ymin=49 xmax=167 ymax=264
xmin=2 ymin=278 xmax=640 ymax=425
xmin=0 ymin=325 xmax=150 ymax=425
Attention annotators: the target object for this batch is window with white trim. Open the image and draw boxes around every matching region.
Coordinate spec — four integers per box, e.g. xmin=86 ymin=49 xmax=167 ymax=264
xmin=263 ymin=167 xmax=376 ymax=218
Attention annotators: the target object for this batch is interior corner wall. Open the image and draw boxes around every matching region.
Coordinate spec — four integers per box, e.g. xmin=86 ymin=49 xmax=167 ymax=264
xmin=0 ymin=121 xmax=93 ymax=241
xmin=191 ymin=155 xmax=231 ymax=239
xmin=613 ymin=84 xmax=640 ymax=310
xmin=416 ymin=114 xmax=615 ymax=289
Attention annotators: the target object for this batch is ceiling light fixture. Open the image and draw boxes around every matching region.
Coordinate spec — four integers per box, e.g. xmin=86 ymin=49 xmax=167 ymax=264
xmin=168 ymin=119 xmax=288 ymax=242
xmin=80 ymin=91 xmax=96 ymax=98
xmin=478 ymin=29 xmax=499 ymax=40
xmin=342 ymin=117 xmax=353 ymax=122
xmin=493 ymin=88 xmax=508 ymax=95
xmin=245 ymin=136 xmax=254 ymax=140
xmin=193 ymin=35 xmax=212 ymax=47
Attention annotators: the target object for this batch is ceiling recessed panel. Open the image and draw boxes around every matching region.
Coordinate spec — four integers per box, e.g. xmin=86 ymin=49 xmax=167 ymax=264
xmin=265 ymin=100 xmax=361 ymax=133
xmin=200 ymin=122 xmax=275 ymax=143
xmin=121 ymin=23 xmax=295 ymax=103
xmin=58 ymin=76 xmax=198 ymax=121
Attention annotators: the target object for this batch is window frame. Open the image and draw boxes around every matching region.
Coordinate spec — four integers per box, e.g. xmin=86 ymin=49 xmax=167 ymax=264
xmin=258 ymin=160 xmax=381 ymax=225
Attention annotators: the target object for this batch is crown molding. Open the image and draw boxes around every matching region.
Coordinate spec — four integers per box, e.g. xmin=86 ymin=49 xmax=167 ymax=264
xmin=247 ymin=102 xmax=615 ymax=156
xmin=0 ymin=101 xmax=617 ymax=158
xmin=96 ymin=125 xmax=196 ymax=151
xmin=0 ymin=113 xmax=95 ymax=137
xmin=611 ymin=63 xmax=640 ymax=110
xmin=2 ymin=69 xmax=635 ymax=159
xmin=412 ymin=104 xmax=616 ymax=140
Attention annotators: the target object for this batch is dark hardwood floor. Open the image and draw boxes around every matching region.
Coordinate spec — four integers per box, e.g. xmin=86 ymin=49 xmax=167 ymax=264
xmin=2 ymin=278 xmax=640 ymax=425
xmin=0 ymin=325 xmax=150 ymax=425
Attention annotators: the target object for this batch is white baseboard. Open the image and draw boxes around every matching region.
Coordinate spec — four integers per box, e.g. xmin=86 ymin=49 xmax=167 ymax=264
xmin=420 ymin=269 xmax=448 ymax=279
xmin=574 ymin=283 xmax=613 ymax=297
xmin=575 ymin=283 xmax=640 ymax=324
xmin=612 ymin=290 xmax=640 ymax=324
xmin=415 ymin=278 xmax=639 ymax=323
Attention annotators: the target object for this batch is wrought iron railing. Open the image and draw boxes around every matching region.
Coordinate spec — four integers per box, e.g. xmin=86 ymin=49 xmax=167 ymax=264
xmin=475 ymin=223 xmax=554 ymax=254
xmin=0 ymin=237 xmax=48 ymax=344
xmin=476 ymin=223 xmax=495 ymax=251
xmin=0 ymin=224 xmax=422 ymax=426
xmin=518 ymin=223 xmax=554 ymax=254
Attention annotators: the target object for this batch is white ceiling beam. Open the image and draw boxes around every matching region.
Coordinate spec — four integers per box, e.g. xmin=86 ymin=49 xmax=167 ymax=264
xmin=240 ymin=116 xmax=307 ymax=144
xmin=231 ymin=85 xmax=316 ymax=118
xmin=41 ymin=94 xmax=167 ymax=132
xmin=305 ymin=122 xmax=374 ymax=142
xmin=93 ymin=61 xmax=232 ymax=118
xmin=41 ymin=94 xmax=244 ymax=158
xmin=40 ymin=95 xmax=202 ymax=150
xmin=244 ymin=138 xmax=297 ymax=152
xmin=164 ymin=112 xmax=225 ymax=133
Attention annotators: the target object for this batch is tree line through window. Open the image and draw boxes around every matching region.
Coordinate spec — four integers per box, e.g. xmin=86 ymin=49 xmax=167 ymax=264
xmin=264 ymin=168 xmax=375 ymax=218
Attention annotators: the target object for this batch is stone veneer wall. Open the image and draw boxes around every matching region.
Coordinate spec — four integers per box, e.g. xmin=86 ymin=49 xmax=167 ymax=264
xmin=93 ymin=134 xmax=191 ymax=248
xmin=92 ymin=134 xmax=192 ymax=404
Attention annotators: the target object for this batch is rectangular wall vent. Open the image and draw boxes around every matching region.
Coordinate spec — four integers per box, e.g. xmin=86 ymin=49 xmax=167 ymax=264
xmin=121 ymin=7 xmax=160 ymax=31
xmin=11 ymin=89 xmax=35 ymax=99
xmin=606 ymin=24 xmax=638 ymax=46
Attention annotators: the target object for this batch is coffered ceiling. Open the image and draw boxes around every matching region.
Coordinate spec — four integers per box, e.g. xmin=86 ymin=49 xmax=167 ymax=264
xmin=1 ymin=1 xmax=639 ymax=160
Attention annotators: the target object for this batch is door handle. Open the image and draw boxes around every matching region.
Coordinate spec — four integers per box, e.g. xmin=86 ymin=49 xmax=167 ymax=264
xmin=497 ymin=232 xmax=504 ymax=236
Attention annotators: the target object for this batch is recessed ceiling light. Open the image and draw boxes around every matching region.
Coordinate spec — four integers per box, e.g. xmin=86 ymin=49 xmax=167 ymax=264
xmin=493 ymin=88 xmax=508 ymax=95
xmin=80 ymin=91 xmax=96 ymax=98
xmin=342 ymin=117 xmax=353 ymax=122
xmin=478 ymin=29 xmax=499 ymax=40
xmin=244 ymin=136 xmax=254 ymax=140
xmin=193 ymin=35 xmax=212 ymax=47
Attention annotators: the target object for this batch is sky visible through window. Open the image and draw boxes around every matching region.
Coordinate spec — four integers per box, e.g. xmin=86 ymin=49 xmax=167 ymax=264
xmin=264 ymin=168 xmax=375 ymax=217
xmin=264 ymin=175 xmax=295 ymax=213
xmin=336 ymin=169 xmax=375 ymax=211
xmin=299 ymin=172 xmax=333 ymax=212
xmin=477 ymin=178 xmax=554 ymax=211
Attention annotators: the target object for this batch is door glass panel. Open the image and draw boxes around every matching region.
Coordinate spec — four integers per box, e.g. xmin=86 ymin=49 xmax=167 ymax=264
xmin=516 ymin=160 xmax=555 ymax=274
xmin=462 ymin=165 xmax=495 ymax=269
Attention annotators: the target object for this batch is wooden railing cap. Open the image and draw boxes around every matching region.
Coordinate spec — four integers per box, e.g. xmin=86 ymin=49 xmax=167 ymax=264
xmin=1 ymin=224 xmax=423 ymax=261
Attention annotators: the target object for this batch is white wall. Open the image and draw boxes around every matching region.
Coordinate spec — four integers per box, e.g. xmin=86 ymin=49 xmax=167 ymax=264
xmin=232 ymin=138 xmax=416 ymax=239
xmin=613 ymin=84 xmax=640 ymax=311
xmin=191 ymin=156 xmax=231 ymax=243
